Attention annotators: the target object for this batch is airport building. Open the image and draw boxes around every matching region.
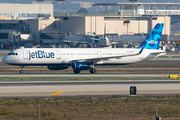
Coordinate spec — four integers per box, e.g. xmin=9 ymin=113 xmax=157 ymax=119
xmin=0 ymin=2 xmax=61 ymax=49
xmin=0 ymin=17 xmax=62 ymax=48
xmin=60 ymin=15 xmax=170 ymax=48
xmin=92 ymin=3 xmax=180 ymax=16
xmin=61 ymin=16 xmax=170 ymax=36
xmin=0 ymin=1 xmax=53 ymax=19
xmin=0 ymin=15 xmax=171 ymax=48
xmin=0 ymin=2 xmax=179 ymax=50
xmin=60 ymin=2 xmax=180 ymax=50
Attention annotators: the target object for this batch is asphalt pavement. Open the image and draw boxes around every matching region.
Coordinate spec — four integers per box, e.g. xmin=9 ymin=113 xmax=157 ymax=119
xmin=0 ymin=80 xmax=179 ymax=97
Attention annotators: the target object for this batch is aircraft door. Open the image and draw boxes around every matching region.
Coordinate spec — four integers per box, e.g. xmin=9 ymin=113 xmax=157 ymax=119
xmin=97 ymin=51 xmax=101 ymax=58
xmin=56 ymin=50 xmax=61 ymax=59
xmin=22 ymin=50 xmax=28 ymax=59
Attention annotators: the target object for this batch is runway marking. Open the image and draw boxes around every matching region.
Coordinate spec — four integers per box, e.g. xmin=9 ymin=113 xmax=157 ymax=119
xmin=51 ymin=91 xmax=65 ymax=95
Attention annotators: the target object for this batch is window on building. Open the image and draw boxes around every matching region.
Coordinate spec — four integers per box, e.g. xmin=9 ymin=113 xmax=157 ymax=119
xmin=0 ymin=33 xmax=8 ymax=39
xmin=63 ymin=17 xmax=68 ymax=20
xmin=40 ymin=33 xmax=63 ymax=40
xmin=0 ymin=23 xmax=29 ymax=30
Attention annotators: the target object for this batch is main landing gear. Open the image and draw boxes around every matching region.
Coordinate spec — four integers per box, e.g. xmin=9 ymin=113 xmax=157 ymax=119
xmin=73 ymin=69 xmax=81 ymax=74
xmin=20 ymin=66 xmax=24 ymax=74
xmin=73 ymin=68 xmax=97 ymax=74
xmin=90 ymin=68 xmax=97 ymax=74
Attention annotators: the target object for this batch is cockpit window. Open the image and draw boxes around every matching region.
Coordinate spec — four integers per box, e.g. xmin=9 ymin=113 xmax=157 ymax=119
xmin=8 ymin=53 xmax=18 ymax=55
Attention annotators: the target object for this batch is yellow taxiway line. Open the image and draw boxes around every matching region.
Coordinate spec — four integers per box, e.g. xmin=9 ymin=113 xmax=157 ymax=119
xmin=51 ymin=91 xmax=65 ymax=95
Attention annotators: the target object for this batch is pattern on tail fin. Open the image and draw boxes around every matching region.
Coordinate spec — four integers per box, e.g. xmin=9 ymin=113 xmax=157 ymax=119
xmin=138 ymin=23 xmax=164 ymax=49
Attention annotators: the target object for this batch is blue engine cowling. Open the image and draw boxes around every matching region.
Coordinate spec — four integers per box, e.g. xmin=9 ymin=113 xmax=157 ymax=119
xmin=71 ymin=62 xmax=91 ymax=70
xmin=47 ymin=65 xmax=69 ymax=70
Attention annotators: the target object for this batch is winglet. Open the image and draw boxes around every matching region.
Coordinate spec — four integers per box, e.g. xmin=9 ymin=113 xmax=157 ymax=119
xmin=139 ymin=45 xmax=145 ymax=54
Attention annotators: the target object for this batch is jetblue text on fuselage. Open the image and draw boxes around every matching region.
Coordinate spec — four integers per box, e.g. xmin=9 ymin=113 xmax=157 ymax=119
xmin=28 ymin=51 xmax=55 ymax=60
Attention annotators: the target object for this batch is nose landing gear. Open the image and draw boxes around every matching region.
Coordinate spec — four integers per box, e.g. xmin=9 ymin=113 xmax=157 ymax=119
xmin=20 ymin=66 xmax=24 ymax=74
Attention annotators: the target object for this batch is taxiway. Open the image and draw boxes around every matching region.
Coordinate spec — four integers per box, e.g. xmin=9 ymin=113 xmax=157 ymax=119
xmin=0 ymin=80 xmax=179 ymax=97
xmin=0 ymin=73 xmax=168 ymax=77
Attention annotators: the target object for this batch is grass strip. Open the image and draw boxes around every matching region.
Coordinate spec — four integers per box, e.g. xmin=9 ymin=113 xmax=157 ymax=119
xmin=159 ymin=56 xmax=180 ymax=58
xmin=0 ymin=95 xmax=180 ymax=119
xmin=0 ymin=76 xmax=172 ymax=81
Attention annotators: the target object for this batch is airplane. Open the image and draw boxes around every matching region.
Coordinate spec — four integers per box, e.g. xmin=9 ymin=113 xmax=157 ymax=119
xmin=90 ymin=23 xmax=111 ymax=47
xmin=2 ymin=23 xmax=166 ymax=74
xmin=63 ymin=23 xmax=112 ymax=48
xmin=62 ymin=35 xmax=110 ymax=48
xmin=90 ymin=35 xmax=110 ymax=47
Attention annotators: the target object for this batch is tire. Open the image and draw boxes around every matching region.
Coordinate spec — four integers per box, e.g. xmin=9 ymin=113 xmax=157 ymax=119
xmin=74 ymin=69 xmax=80 ymax=74
xmin=20 ymin=70 xmax=24 ymax=74
xmin=90 ymin=68 xmax=97 ymax=74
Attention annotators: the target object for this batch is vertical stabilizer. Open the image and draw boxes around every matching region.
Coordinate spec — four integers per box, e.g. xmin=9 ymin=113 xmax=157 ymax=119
xmin=138 ymin=23 xmax=164 ymax=49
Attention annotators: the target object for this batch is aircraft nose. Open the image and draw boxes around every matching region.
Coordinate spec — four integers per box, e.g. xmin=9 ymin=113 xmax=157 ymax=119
xmin=2 ymin=56 xmax=7 ymax=63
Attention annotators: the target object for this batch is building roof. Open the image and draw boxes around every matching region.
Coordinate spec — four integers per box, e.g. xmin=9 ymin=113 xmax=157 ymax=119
xmin=92 ymin=3 xmax=180 ymax=6
xmin=0 ymin=15 xmax=11 ymax=20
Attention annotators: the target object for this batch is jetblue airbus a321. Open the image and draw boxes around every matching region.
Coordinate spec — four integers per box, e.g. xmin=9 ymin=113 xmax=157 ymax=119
xmin=2 ymin=23 xmax=166 ymax=74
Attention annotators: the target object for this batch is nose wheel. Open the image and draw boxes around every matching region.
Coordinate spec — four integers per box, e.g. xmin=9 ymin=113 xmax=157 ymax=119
xmin=20 ymin=66 xmax=24 ymax=74
xmin=90 ymin=68 xmax=97 ymax=74
xmin=20 ymin=70 xmax=24 ymax=74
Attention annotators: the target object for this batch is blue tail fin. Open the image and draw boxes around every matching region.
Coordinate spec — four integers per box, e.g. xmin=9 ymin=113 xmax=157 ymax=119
xmin=138 ymin=23 xmax=164 ymax=49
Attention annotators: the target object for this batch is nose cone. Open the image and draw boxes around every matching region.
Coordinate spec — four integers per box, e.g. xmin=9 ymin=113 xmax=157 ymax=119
xmin=2 ymin=56 xmax=7 ymax=63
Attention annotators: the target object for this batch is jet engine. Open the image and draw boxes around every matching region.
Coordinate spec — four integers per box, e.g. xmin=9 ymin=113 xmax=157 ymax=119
xmin=47 ymin=65 xmax=69 ymax=70
xmin=71 ymin=62 xmax=91 ymax=70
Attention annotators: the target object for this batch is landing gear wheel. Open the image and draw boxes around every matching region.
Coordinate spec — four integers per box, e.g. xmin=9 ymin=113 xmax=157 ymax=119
xmin=90 ymin=68 xmax=97 ymax=74
xmin=20 ymin=70 xmax=24 ymax=74
xmin=74 ymin=69 xmax=81 ymax=74
xmin=20 ymin=66 xmax=25 ymax=74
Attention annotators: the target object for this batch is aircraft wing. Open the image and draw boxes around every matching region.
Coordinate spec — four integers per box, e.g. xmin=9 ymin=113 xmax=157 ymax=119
xmin=90 ymin=38 xmax=100 ymax=40
xmin=62 ymin=40 xmax=88 ymax=44
xmin=69 ymin=45 xmax=145 ymax=64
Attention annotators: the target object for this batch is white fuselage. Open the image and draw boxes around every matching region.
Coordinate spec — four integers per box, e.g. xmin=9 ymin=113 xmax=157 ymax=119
xmin=2 ymin=48 xmax=166 ymax=66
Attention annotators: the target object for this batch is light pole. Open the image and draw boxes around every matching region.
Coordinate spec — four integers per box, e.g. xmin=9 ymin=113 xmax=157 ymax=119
xmin=36 ymin=0 xmax=44 ymax=18
xmin=124 ymin=20 xmax=130 ymax=35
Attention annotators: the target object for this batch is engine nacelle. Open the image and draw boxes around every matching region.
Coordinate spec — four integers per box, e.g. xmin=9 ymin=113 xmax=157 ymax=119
xmin=71 ymin=62 xmax=91 ymax=70
xmin=47 ymin=65 xmax=69 ymax=70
